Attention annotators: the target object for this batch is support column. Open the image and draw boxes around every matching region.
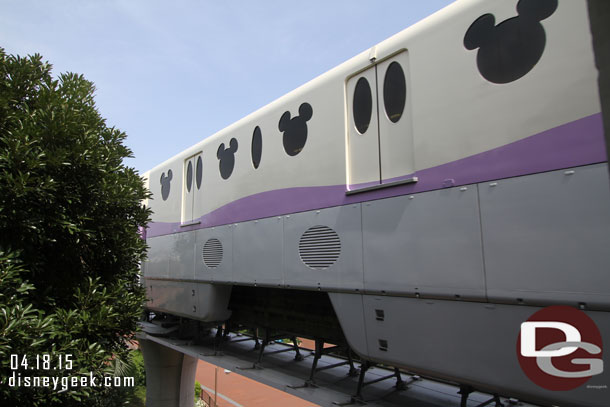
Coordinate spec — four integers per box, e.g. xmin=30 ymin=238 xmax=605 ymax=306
xmin=140 ymin=338 xmax=197 ymax=407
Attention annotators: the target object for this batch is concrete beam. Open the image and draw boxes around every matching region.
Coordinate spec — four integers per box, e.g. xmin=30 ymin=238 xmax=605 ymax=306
xmin=140 ymin=338 xmax=197 ymax=407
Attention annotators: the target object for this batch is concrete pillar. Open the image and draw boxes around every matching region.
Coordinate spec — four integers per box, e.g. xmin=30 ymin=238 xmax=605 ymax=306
xmin=140 ymin=338 xmax=197 ymax=407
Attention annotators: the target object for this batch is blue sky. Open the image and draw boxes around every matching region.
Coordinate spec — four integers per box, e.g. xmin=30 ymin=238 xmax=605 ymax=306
xmin=2 ymin=0 xmax=453 ymax=173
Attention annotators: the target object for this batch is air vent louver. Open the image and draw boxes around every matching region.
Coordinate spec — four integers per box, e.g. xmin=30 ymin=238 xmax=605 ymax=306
xmin=299 ymin=225 xmax=341 ymax=270
xmin=202 ymin=238 xmax=223 ymax=268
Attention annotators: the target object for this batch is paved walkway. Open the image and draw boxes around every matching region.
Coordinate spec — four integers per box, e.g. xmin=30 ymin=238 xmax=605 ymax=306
xmin=196 ymin=359 xmax=318 ymax=407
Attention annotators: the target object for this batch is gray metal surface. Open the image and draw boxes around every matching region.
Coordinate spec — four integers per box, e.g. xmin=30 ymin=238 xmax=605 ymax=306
xmin=329 ymin=292 xmax=610 ymax=407
xmin=141 ymin=164 xmax=610 ymax=405
xmin=144 ymin=280 xmax=232 ymax=322
xmin=169 ymin=231 xmax=196 ymax=280
xmin=145 ymin=234 xmax=171 ymax=278
xmin=232 ymin=216 xmax=284 ymax=286
xmin=145 ymin=280 xmax=198 ymax=318
xmin=194 ymin=225 xmax=233 ymax=283
xmin=196 ymin=283 xmax=232 ymax=321
xmin=361 ymin=186 xmax=486 ymax=300
xmin=283 ymin=204 xmax=364 ymax=291
xmin=479 ymin=163 xmax=610 ymax=309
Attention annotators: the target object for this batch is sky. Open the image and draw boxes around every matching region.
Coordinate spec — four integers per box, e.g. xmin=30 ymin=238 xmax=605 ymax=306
xmin=1 ymin=0 xmax=454 ymax=174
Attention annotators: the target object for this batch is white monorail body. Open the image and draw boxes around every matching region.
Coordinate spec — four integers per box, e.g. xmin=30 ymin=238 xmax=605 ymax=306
xmin=141 ymin=1 xmax=610 ymax=405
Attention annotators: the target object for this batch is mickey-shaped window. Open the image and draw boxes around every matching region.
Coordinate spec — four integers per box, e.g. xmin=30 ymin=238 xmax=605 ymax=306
xmin=464 ymin=0 xmax=558 ymax=84
xmin=160 ymin=169 xmax=173 ymax=201
xmin=279 ymin=103 xmax=313 ymax=156
xmin=217 ymin=138 xmax=238 ymax=180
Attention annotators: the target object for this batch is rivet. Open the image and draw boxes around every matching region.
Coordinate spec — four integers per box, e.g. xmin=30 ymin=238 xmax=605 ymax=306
xmin=489 ymin=182 xmax=498 ymax=187
xmin=409 ymin=195 xmax=414 ymax=199
xmin=460 ymin=187 xmax=468 ymax=191
xmin=316 ymin=210 xmax=320 ymax=214
xmin=564 ymin=170 xmax=575 ymax=175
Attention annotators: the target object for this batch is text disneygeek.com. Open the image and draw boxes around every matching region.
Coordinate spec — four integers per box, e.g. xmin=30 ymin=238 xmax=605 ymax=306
xmin=7 ymin=372 xmax=135 ymax=392
xmin=5 ymin=354 xmax=134 ymax=392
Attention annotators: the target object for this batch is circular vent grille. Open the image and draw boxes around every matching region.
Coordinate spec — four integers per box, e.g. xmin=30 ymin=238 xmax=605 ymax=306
xmin=202 ymin=238 xmax=223 ymax=268
xmin=299 ymin=225 xmax=341 ymax=270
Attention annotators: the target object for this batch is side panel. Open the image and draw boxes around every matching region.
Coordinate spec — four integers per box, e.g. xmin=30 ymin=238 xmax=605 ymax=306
xmin=480 ymin=163 xmax=610 ymax=309
xmin=353 ymin=294 xmax=610 ymax=407
xmin=144 ymin=279 xmax=231 ymax=322
xmin=232 ymin=216 xmax=284 ymax=287
xmin=283 ymin=204 xmax=364 ymax=291
xmin=144 ymin=235 xmax=170 ymax=279
xmin=145 ymin=280 xmax=197 ymax=318
xmin=194 ymin=225 xmax=233 ymax=283
xmin=409 ymin=0 xmax=601 ymax=172
xmin=362 ymin=185 xmax=486 ymax=300
xmin=327 ymin=292 xmax=368 ymax=357
xmin=168 ymin=231 xmax=196 ymax=280
xmin=197 ymin=283 xmax=232 ymax=321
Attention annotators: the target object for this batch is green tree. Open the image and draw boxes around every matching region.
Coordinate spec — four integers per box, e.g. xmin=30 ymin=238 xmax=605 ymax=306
xmin=0 ymin=48 xmax=150 ymax=406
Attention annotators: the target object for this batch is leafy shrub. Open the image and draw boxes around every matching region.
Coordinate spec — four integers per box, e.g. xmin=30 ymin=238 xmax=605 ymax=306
xmin=0 ymin=48 xmax=150 ymax=406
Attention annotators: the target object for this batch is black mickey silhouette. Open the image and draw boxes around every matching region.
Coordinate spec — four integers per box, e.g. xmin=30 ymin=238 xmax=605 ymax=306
xmin=160 ymin=169 xmax=173 ymax=201
xmin=217 ymin=138 xmax=238 ymax=180
xmin=279 ymin=102 xmax=313 ymax=156
xmin=464 ymin=0 xmax=558 ymax=84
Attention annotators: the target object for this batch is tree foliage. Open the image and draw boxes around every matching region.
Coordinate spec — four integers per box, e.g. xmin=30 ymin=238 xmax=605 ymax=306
xmin=0 ymin=48 xmax=150 ymax=406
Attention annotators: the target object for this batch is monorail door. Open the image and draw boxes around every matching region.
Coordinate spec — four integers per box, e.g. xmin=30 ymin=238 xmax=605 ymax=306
xmin=181 ymin=152 xmax=203 ymax=224
xmin=347 ymin=51 xmax=414 ymax=190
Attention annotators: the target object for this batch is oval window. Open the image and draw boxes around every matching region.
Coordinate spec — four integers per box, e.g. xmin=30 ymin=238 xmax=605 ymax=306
xmin=186 ymin=161 xmax=193 ymax=192
xmin=353 ymin=77 xmax=372 ymax=134
xmin=383 ymin=62 xmax=406 ymax=123
xmin=196 ymin=156 xmax=203 ymax=190
xmin=251 ymin=126 xmax=262 ymax=169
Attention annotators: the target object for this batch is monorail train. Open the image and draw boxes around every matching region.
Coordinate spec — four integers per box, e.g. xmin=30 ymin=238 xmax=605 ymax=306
xmin=141 ymin=0 xmax=610 ymax=405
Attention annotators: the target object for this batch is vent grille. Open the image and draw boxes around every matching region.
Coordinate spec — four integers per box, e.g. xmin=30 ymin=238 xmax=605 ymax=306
xmin=299 ymin=225 xmax=341 ymax=270
xmin=202 ymin=238 xmax=223 ymax=268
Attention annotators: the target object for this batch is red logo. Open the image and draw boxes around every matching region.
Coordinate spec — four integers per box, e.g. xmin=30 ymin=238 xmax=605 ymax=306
xmin=517 ymin=306 xmax=604 ymax=390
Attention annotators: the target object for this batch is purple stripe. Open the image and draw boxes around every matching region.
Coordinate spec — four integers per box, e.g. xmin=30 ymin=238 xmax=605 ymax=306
xmin=147 ymin=113 xmax=606 ymax=238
